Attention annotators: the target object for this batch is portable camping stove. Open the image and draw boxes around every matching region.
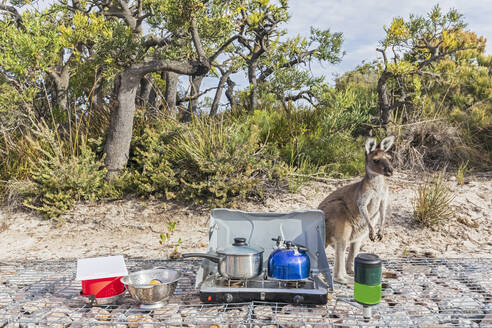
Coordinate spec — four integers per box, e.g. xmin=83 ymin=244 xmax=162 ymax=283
xmin=193 ymin=209 xmax=333 ymax=305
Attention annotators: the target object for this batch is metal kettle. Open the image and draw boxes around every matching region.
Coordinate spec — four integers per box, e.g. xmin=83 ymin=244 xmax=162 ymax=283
xmin=268 ymin=236 xmax=310 ymax=280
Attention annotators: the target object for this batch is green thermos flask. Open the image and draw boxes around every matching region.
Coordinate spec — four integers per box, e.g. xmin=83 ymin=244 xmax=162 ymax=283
xmin=354 ymin=253 xmax=382 ymax=318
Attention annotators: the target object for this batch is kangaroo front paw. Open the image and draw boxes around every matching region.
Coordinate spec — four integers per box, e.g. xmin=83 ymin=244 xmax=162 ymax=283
xmin=346 ymin=266 xmax=354 ymax=275
xmin=376 ymin=230 xmax=384 ymax=241
xmin=369 ymin=228 xmax=376 ymax=242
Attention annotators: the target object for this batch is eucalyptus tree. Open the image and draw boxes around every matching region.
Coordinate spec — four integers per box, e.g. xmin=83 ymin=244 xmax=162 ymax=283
xmin=176 ymin=1 xmax=243 ymax=119
xmin=0 ymin=0 xmax=120 ymax=139
xmin=376 ymin=5 xmax=484 ymax=125
xmin=75 ymin=0 xmax=242 ymax=175
xmin=0 ymin=6 xmax=42 ymax=127
xmin=0 ymin=4 xmax=72 ymax=120
xmin=234 ymin=0 xmax=289 ymax=112
xmin=233 ymin=1 xmax=343 ymax=112
xmin=257 ymin=27 xmax=343 ymax=112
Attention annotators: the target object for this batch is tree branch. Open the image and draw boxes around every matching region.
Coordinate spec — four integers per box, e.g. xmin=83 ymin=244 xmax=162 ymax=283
xmin=413 ymin=70 xmax=441 ymax=78
xmin=258 ymin=50 xmax=315 ymax=82
xmin=376 ymin=48 xmax=388 ymax=69
xmin=260 ymin=37 xmax=268 ymax=53
xmin=417 ymin=48 xmax=469 ymax=69
xmin=0 ymin=4 xmax=25 ymax=31
xmin=130 ymin=59 xmax=206 ymax=76
xmin=143 ymin=36 xmax=172 ymax=49
xmin=189 ymin=16 xmax=207 ymax=62
xmin=103 ymin=0 xmax=139 ymax=33
xmin=209 ymin=34 xmax=239 ymax=62
xmin=176 ymin=86 xmax=217 ymax=104
xmin=237 ymin=35 xmax=253 ymax=53
xmin=236 ymin=51 xmax=249 ymax=61
xmin=284 ymin=90 xmax=315 ymax=103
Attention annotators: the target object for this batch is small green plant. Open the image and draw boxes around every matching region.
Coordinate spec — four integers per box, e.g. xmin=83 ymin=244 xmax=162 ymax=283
xmin=456 ymin=160 xmax=469 ymax=185
xmin=402 ymin=247 xmax=410 ymax=257
xmin=159 ymin=221 xmax=182 ymax=259
xmin=412 ymin=172 xmax=455 ymax=228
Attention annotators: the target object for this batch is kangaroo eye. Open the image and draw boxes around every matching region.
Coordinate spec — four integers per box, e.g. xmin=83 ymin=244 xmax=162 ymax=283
xmin=373 ymin=159 xmax=380 ymax=164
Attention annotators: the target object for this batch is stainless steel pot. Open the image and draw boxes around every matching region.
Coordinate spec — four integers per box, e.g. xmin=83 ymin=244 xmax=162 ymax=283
xmin=182 ymin=237 xmax=263 ymax=279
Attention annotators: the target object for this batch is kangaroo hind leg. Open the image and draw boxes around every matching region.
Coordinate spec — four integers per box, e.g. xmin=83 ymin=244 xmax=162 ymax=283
xmin=346 ymin=240 xmax=362 ymax=274
xmin=333 ymin=239 xmax=350 ymax=284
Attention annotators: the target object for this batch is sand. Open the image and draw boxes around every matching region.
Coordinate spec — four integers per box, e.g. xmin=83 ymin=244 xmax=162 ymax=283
xmin=1 ymin=170 xmax=490 ymax=261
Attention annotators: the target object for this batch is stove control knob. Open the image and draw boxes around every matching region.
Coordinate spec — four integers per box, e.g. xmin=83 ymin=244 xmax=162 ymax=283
xmin=293 ymin=295 xmax=304 ymax=304
xmin=224 ymin=293 xmax=234 ymax=303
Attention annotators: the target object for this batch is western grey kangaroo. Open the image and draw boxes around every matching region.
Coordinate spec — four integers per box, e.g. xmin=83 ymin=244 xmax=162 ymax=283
xmin=318 ymin=136 xmax=394 ymax=284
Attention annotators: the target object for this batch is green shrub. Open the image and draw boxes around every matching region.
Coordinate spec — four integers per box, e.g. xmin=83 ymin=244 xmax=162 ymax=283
xmin=300 ymin=133 xmax=366 ymax=177
xmin=14 ymin=124 xmax=120 ymax=219
xmin=174 ymin=118 xmax=285 ymax=206
xmin=128 ymin=116 xmax=287 ymax=207
xmin=449 ymin=106 xmax=492 ymax=165
xmin=412 ymin=172 xmax=455 ymax=227
xmin=249 ymin=88 xmax=370 ymax=178
xmin=127 ymin=119 xmax=179 ymax=198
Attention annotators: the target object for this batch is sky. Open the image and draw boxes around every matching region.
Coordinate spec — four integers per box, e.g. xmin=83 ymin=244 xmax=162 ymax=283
xmin=286 ymin=0 xmax=492 ymax=82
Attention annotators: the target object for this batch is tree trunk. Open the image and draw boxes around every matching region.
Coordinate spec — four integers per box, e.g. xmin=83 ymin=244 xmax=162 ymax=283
xmin=91 ymin=76 xmax=105 ymax=112
xmin=210 ymin=71 xmax=231 ymax=116
xmin=225 ymin=77 xmax=236 ymax=109
xmin=164 ymin=71 xmax=178 ymax=112
xmin=248 ymin=61 xmax=258 ymax=112
xmin=148 ymin=87 xmax=157 ymax=110
xmin=189 ymin=75 xmax=203 ymax=114
xmin=104 ymin=69 xmax=141 ymax=177
xmin=136 ymin=75 xmax=152 ymax=107
xmin=103 ymin=58 xmax=208 ymax=176
xmin=377 ymin=71 xmax=393 ymax=125
xmin=51 ymin=69 xmax=70 ymax=115
xmin=181 ymin=75 xmax=203 ymax=121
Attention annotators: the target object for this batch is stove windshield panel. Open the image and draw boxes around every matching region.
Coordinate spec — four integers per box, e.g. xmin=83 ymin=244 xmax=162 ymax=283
xmin=194 ymin=209 xmax=332 ymax=290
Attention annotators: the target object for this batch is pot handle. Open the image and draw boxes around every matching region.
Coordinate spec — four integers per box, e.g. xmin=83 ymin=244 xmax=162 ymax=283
xmin=181 ymin=253 xmax=221 ymax=263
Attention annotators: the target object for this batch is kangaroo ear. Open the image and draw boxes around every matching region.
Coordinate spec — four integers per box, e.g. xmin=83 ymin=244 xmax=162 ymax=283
xmin=380 ymin=136 xmax=395 ymax=152
xmin=365 ymin=137 xmax=377 ymax=155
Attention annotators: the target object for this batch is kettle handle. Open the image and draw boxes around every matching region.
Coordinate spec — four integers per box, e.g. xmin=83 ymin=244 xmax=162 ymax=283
xmin=286 ymin=241 xmax=308 ymax=252
xmin=295 ymin=244 xmax=308 ymax=252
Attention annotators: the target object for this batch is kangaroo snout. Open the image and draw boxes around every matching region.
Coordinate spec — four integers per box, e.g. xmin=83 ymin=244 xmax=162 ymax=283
xmin=384 ymin=166 xmax=393 ymax=176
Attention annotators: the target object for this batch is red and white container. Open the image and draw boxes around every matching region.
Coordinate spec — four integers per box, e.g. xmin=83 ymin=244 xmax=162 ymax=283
xmin=76 ymin=255 xmax=128 ymax=299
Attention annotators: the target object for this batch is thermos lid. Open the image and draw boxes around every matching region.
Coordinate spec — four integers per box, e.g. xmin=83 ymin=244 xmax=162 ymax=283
xmin=355 ymin=253 xmax=381 ymax=268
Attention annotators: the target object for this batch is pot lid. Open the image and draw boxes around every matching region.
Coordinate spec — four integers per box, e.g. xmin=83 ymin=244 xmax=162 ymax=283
xmin=217 ymin=237 xmax=263 ymax=256
xmin=76 ymin=255 xmax=128 ymax=280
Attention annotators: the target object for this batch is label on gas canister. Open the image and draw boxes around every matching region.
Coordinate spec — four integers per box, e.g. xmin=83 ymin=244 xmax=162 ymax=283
xmin=354 ymin=282 xmax=381 ymax=305
xmin=354 ymin=265 xmax=381 ymax=286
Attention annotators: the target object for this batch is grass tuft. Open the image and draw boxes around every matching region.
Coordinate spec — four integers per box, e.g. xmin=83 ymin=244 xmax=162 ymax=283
xmin=456 ymin=160 xmax=469 ymax=186
xmin=412 ymin=172 xmax=455 ymax=228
